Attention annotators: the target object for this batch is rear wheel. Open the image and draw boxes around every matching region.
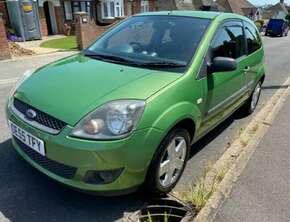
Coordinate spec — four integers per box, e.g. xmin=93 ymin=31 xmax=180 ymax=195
xmin=240 ymin=81 xmax=262 ymax=115
xmin=145 ymin=128 xmax=190 ymax=195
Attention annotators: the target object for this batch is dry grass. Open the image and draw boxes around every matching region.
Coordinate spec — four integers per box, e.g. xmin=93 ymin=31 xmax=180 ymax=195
xmin=178 ymin=164 xmax=228 ymax=211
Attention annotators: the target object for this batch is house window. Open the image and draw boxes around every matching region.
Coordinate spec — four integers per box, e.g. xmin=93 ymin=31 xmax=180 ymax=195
xmin=63 ymin=1 xmax=91 ymax=21
xmin=101 ymin=0 xmax=124 ymax=19
xmin=141 ymin=0 xmax=149 ymax=12
xmin=64 ymin=1 xmax=73 ymax=20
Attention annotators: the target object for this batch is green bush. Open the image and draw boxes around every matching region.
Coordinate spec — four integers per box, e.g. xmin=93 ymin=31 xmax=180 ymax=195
xmin=286 ymin=13 xmax=290 ymax=22
xmin=255 ymin=19 xmax=264 ymax=28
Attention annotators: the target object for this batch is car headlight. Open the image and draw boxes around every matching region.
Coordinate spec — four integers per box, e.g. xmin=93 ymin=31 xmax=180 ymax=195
xmin=70 ymin=100 xmax=146 ymax=140
xmin=10 ymin=69 xmax=34 ymax=98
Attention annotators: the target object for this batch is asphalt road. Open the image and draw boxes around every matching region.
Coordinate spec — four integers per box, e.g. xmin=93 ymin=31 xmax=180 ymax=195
xmin=1 ymin=36 xmax=290 ymax=222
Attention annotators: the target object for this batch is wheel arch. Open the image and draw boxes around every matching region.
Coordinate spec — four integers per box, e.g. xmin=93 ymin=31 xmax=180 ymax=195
xmin=151 ymin=101 xmax=202 ymax=143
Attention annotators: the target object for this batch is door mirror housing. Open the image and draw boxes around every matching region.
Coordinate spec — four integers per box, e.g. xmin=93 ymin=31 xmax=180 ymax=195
xmin=209 ymin=57 xmax=237 ymax=73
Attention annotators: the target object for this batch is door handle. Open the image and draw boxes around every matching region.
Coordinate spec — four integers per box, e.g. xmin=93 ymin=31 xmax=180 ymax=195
xmin=244 ymin=66 xmax=250 ymax=72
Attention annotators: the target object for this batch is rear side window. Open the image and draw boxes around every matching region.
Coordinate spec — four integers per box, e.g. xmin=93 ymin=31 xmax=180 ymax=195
xmin=211 ymin=22 xmax=246 ymax=59
xmin=244 ymin=22 xmax=262 ymax=55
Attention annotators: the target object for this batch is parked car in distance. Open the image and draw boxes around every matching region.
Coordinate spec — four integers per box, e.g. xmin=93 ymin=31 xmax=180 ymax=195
xmin=265 ymin=18 xmax=289 ymax=37
xmin=6 ymin=11 xmax=265 ymax=195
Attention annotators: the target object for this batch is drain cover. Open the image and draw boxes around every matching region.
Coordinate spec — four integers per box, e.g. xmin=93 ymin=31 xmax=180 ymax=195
xmin=127 ymin=195 xmax=196 ymax=222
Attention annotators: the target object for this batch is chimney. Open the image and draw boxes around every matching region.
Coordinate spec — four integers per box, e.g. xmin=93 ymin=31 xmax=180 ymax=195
xmin=280 ymin=0 xmax=284 ymax=4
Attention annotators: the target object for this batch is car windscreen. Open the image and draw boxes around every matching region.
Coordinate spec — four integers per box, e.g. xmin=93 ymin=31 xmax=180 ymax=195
xmin=85 ymin=15 xmax=211 ymax=72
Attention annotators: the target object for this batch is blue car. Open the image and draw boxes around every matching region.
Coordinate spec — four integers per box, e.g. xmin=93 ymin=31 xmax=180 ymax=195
xmin=265 ymin=19 xmax=289 ymax=37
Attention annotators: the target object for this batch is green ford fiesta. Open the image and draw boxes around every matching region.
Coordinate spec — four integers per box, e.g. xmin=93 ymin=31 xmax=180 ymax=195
xmin=6 ymin=11 xmax=265 ymax=195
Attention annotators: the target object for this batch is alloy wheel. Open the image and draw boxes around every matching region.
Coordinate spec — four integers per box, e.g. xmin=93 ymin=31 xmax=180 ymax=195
xmin=158 ymin=136 xmax=187 ymax=188
xmin=251 ymin=82 xmax=262 ymax=111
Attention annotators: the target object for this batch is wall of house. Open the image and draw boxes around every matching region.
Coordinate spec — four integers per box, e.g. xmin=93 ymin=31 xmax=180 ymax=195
xmin=0 ymin=13 xmax=11 ymax=60
xmin=55 ymin=6 xmax=64 ymax=33
xmin=149 ymin=0 xmax=156 ymax=11
xmin=0 ymin=1 xmax=9 ymax=26
xmin=156 ymin=0 xmax=177 ymax=10
xmin=38 ymin=7 xmax=49 ymax=36
xmin=132 ymin=0 xmax=141 ymax=14
xmin=96 ymin=0 xmax=157 ymax=24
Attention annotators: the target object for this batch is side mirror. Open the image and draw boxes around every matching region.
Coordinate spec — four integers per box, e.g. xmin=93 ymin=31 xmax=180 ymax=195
xmin=209 ymin=57 xmax=237 ymax=73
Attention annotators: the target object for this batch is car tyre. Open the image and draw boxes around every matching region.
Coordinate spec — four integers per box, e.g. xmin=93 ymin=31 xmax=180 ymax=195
xmin=240 ymin=81 xmax=262 ymax=115
xmin=144 ymin=128 xmax=190 ymax=195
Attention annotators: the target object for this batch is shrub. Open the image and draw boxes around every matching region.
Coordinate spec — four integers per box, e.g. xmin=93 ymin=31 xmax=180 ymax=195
xmin=286 ymin=13 xmax=290 ymax=22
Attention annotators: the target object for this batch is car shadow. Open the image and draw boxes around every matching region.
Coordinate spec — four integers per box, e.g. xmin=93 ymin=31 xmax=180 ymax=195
xmin=188 ymin=114 xmax=236 ymax=160
xmin=0 ymin=139 xmax=146 ymax=222
xmin=261 ymin=85 xmax=289 ymax=90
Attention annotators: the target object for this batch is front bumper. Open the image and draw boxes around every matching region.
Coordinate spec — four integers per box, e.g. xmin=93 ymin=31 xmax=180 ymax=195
xmin=6 ymin=105 xmax=165 ymax=194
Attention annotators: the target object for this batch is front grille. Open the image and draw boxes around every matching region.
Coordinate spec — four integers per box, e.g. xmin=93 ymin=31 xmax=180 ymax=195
xmin=13 ymin=98 xmax=67 ymax=132
xmin=14 ymin=137 xmax=77 ymax=179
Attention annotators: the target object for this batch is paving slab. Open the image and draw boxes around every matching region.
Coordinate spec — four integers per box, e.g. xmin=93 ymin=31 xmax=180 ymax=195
xmin=17 ymin=35 xmax=70 ymax=55
xmin=214 ymin=95 xmax=290 ymax=222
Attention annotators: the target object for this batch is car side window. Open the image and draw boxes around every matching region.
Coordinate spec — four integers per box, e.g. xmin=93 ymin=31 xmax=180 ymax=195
xmin=197 ymin=21 xmax=246 ymax=79
xmin=244 ymin=22 xmax=262 ymax=55
xmin=211 ymin=23 xmax=246 ymax=59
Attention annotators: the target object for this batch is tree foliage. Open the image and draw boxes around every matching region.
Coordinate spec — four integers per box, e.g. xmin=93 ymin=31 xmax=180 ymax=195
xmin=286 ymin=13 xmax=290 ymax=22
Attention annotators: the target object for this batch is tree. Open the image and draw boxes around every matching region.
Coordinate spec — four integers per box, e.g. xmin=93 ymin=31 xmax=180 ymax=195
xmin=286 ymin=13 xmax=290 ymax=22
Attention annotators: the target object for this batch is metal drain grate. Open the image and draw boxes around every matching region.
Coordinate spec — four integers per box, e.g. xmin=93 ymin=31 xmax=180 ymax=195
xmin=127 ymin=194 xmax=196 ymax=222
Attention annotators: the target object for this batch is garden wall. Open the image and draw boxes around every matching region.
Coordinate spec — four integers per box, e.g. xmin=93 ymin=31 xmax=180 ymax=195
xmin=74 ymin=12 xmax=123 ymax=50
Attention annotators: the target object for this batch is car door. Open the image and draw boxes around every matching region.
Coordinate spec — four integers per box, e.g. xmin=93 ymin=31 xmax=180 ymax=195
xmin=199 ymin=20 xmax=249 ymax=132
xmin=243 ymin=21 xmax=263 ymax=90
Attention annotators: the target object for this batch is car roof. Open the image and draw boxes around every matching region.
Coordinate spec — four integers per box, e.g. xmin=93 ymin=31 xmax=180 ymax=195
xmin=135 ymin=10 xmax=249 ymax=21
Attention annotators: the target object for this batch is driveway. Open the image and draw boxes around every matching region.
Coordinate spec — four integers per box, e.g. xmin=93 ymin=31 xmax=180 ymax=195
xmin=1 ymin=36 xmax=290 ymax=222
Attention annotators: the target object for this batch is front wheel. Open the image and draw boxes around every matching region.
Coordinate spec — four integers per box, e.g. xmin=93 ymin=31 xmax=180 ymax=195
xmin=144 ymin=128 xmax=190 ymax=195
xmin=240 ymin=81 xmax=262 ymax=115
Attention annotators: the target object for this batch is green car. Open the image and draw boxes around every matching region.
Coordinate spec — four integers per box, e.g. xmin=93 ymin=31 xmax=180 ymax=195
xmin=6 ymin=11 xmax=265 ymax=195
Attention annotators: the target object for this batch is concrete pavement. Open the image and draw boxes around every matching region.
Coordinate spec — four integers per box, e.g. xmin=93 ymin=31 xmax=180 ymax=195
xmin=214 ymin=94 xmax=290 ymax=222
xmin=17 ymin=35 xmax=69 ymax=55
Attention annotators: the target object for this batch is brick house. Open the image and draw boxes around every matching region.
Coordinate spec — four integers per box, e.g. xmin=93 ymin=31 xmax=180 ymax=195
xmin=216 ymin=0 xmax=261 ymax=20
xmin=37 ymin=0 xmax=157 ymax=36
xmin=262 ymin=0 xmax=288 ymax=20
xmin=0 ymin=0 xmax=9 ymax=25
xmin=156 ymin=0 xmax=221 ymax=11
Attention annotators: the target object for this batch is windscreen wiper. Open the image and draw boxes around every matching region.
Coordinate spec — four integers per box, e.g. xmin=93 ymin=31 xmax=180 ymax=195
xmin=84 ymin=53 xmax=139 ymax=65
xmin=140 ymin=61 xmax=186 ymax=68
xmin=84 ymin=52 xmax=186 ymax=68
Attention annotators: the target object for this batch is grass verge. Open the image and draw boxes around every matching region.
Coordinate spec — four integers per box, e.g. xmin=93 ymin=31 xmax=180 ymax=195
xmin=40 ymin=36 xmax=77 ymax=50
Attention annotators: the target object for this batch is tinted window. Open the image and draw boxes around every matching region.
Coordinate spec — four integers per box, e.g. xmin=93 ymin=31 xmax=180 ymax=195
xmin=245 ymin=22 xmax=262 ymax=54
xmin=211 ymin=23 xmax=246 ymax=59
xmin=87 ymin=16 xmax=211 ymax=70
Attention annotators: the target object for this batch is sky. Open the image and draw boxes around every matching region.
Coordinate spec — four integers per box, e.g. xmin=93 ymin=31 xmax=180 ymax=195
xmin=248 ymin=0 xmax=290 ymax=6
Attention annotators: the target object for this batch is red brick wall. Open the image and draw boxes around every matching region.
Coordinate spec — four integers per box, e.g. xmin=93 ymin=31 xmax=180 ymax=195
xmin=38 ymin=7 xmax=48 ymax=36
xmin=132 ymin=0 xmax=141 ymax=14
xmin=0 ymin=14 xmax=11 ymax=60
xmin=0 ymin=1 xmax=9 ymax=25
xmin=75 ymin=12 xmax=124 ymax=50
xmin=149 ymin=0 xmax=157 ymax=11
xmin=75 ymin=12 xmax=111 ymax=49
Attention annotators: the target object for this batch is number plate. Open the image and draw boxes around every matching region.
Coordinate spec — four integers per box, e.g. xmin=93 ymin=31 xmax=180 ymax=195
xmin=9 ymin=121 xmax=45 ymax=156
